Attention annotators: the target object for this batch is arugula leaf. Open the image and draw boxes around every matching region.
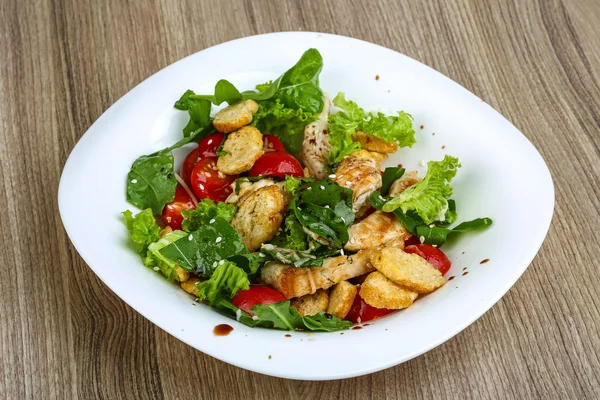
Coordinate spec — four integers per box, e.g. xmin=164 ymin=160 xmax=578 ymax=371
xmin=381 ymin=167 xmax=405 ymax=196
xmin=294 ymin=202 xmax=349 ymax=248
xmin=173 ymin=89 xmax=213 ymax=137
xmin=122 ymin=208 xmax=161 ymax=255
xmin=250 ymin=301 xmax=351 ymax=332
xmin=174 ymin=89 xmax=195 ymax=110
xmin=143 ymin=229 xmax=188 ymax=281
xmin=382 ymin=156 xmax=461 ymax=224
xmin=181 ymin=199 xmax=237 ymax=232
xmin=251 ymin=99 xmax=316 ymax=157
xmin=159 ymin=217 xmax=247 ymax=275
xmin=260 ymin=243 xmax=338 ymax=267
xmin=126 ymin=153 xmax=177 ymax=215
xmin=196 ymin=260 xmax=250 ymax=305
xmin=188 ymin=79 xmax=243 ymax=105
xmin=415 ymin=218 xmax=493 ymax=246
xmin=328 ymin=93 xmax=416 ymax=164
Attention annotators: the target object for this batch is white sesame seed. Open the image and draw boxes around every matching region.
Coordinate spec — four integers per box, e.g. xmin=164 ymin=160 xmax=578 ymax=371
xmin=212 ymin=262 xmax=218 ymax=268
xmin=188 ymin=235 xmax=193 ymax=241
xmin=166 ymin=216 xmax=172 ymax=223
xmin=341 ymin=217 xmax=346 ymax=223
xmin=215 ymin=236 xmax=222 ymax=243
xmin=209 ymin=218 xmax=215 ymax=224
xmin=328 ymin=174 xmax=336 ymax=179
xmin=130 ymin=179 xmax=138 ymax=184
xmin=153 ymin=267 xmax=159 ymax=271
xmin=307 ymin=187 xmax=312 ymax=190
xmin=429 ymin=223 xmax=435 ymax=228
xmin=350 ymin=237 xmax=356 ymax=244
xmin=419 ymin=236 xmax=425 ymax=244
xmin=432 ymin=244 xmax=438 ymax=248
xmin=320 ymin=185 xmax=325 ymax=190
xmin=324 ymin=205 xmax=330 ymax=209
xmin=419 ymin=160 xmax=426 ymax=167
xmin=199 ymin=183 xmax=205 ymax=190
xmin=205 ymin=172 xmax=211 ymax=177
xmin=207 ymin=139 xmax=213 ymax=145
xmin=218 ymin=260 xmax=225 ymax=265
xmin=340 ymin=249 xmax=345 ymax=255
xmin=259 ymin=253 xmax=265 ymax=257
xmin=346 ymin=181 xmax=352 ymax=186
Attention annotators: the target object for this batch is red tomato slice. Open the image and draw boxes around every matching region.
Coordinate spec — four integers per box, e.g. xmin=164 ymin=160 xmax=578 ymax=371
xmin=345 ymin=287 xmax=393 ymax=324
xmin=232 ymin=286 xmax=286 ymax=315
xmin=180 ymin=147 xmax=201 ymax=186
xmin=190 ymin=158 xmax=237 ymax=202
xmin=405 ymin=244 xmax=452 ymax=275
xmin=198 ymin=132 xmax=225 ymax=158
xmin=262 ymin=134 xmax=286 ymax=153
xmin=404 ymin=235 xmax=420 ymax=246
xmin=161 ymin=186 xmax=195 ymax=230
xmin=248 ymin=152 xmax=304 ymax=178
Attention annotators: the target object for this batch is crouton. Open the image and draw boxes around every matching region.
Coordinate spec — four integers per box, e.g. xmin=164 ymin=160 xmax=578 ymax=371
xmin=360 ymin=271 xmax=418 ymax=309
xmin=174 ymin=265 xmax=190 ymax=283
xmin=217 ymin=126 xmax=264 ymax=175
xmin=327 ymin=281 xmax=358 ymax=319
xmin=181 ymin=277 xmax=201 ymax=296
xmin=291 ymin=289 xmax=329 ymax=316
xmin=370 ymin=247 xmax=445 ymax=293
xmin=212 ymin=99 xmax=259 ymax=133
xmin=352 ymin=131 xmax=398 ymax=153
xmin=230 ymin=185 xmax=285 ymax=251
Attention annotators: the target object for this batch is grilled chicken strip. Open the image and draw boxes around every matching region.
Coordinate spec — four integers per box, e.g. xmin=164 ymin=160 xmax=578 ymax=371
xmin=225 ymin=178 xmax=277 ymax=205
xmin=334 ymin=150 xmax=382 ymax=218
xmin=345 ymin=211 xmax=410 ymax=252
xmin=261 ymin=249 xmax=375 ymax=299
xmin=300 ymin=93 xmax=331 ymax=179
xmin=388 ymin=170 xmax=421 ymax=196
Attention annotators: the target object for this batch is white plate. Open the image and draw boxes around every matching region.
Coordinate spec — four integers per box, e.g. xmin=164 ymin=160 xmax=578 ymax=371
xmin=58 ymin=32 xmax=554 ymax=380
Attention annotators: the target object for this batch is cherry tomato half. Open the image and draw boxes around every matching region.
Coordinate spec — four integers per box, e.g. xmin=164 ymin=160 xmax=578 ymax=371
xmin=262 ymin=134 xmax=286 ymax=153
xmin=345 ymin=287 xmax=393 ymax=324
xmin=161 ymin=186 xmax=195 ymax=231
xmin=232 ymin=286 xmax=286 ymax=315
xmin=405 ymin=244 xmax=452 ymax=275
xmin=404 ymin=235 xmax=420 ymax=246
xmin=181 ymin=147 xmax=201 ymax=186
xmin=198 ymin=132 xmax=225 ymax=158
xmin=190 ymin=158 xmax=237 ymax=202
xmin=248 ymin=152 xmax=304 ymax=178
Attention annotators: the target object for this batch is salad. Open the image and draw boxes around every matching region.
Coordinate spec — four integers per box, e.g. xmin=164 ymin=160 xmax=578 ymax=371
xmin=123 ymin=49 xmax=492 ymax=332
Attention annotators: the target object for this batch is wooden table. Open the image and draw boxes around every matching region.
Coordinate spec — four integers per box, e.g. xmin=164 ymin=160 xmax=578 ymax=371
xmin=2 ymin=0 xmax=599 ymax=398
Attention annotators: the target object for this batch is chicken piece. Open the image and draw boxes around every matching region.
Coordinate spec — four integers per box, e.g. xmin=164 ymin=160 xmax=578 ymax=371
xmin=327 ymin=281 xmax=357 ymax=319
xmin=217 ymin=126 xmax=264 ymax=175
xmin=352 ymin=131 xmax=398 ymax=153
xmin=174 ymin=266 xmax=190 ymax=283
xmin=225 ymin=178 xmax=277 ymax=205
xmin=368 ymin=151 xmax=388 ymax=167
xmin=370 ymin=247 xmax=445 ymax=294
xmin=360 ymin=271 xmax=418 ymax=310
xmin=261 ymin=249 xmax=375 ymax=299
xmin=291 ymin=289 xmax=329 ymax=316
xmin=334 ymin=150 xmax=382 ymax=218
xmin=388 ymin=170 xmax=421 ymax=197
xmin=181 ymin=277 xmax=201 ymax=296
xmin=212 ymin=99 xmax=259 ymax=133
xmin=301 ymin=93 xmax=331 ymax=179
xmin=230 ymin=185 xmax=285 ymax=251
xmin=345 ymin=211 xmax=410 ymax=252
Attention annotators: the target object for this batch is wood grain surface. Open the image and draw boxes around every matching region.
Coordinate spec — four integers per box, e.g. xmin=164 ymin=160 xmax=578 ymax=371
xmin=1 ymin=0 xmax=599 ymax=398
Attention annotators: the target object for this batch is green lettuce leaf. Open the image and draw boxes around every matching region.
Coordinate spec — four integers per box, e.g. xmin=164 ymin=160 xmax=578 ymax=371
xmin=181 ymin=199 xmax=238 ymax=232
xmin=126 ymin=153 xmax=177 ymax=215
xmin=196 ymin=260 xmax=250 ymax=305
xmin=143 ymin=230 xmax=188 ymax=281
xmin=382 ymin=155 xmax=461 ymax=224
xmin=122 ymin=208 xmax=161 ymax=255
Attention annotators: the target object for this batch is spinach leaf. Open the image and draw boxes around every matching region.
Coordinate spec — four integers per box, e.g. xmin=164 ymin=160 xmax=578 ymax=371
xmin=381 ymin=167 xmax=405 ymax=196
xmin=415 ymin=218 xmax=493 ymax=246
xmin=249 ymin=301 xmax=352 ymax=332
xmin=159 ymin=217 xmax=247 ymax=275
xmin=126 ymin=153 xmax=177 ymax=214
xmin=260 ymin=243 xmax=338 ymax=267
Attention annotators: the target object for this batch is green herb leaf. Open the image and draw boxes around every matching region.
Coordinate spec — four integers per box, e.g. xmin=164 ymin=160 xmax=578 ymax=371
xmin=126 ymin=153 xmax=177 ymax=215
xmin=415 ymin=217 xmax=493 ymax=246
xmin=196 ymin=260 xmax=250 ymax=305
xmin=159 ymin=217 xmax=247 ymax=275
xmin=381 ymin=167 xmax=405 ymax=196
xmin=250 ymin=301 xmax=352 ymax=332
xmin=122 ymin=208 xmax=161 ymax=255
xmin=174 ymin=89 xmax=195 ymax=110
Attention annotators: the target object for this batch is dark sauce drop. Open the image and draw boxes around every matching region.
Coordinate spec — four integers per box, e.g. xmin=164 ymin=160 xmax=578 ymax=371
xmin=352 ymin=326 xmax=363 ymax=330
xmin=448 ymin=276 xmax=455 ymax=281
xmin=480 ymin=258 xmax=490 ymax=264
xmin=213 ymin=324 xmax=233 ymax=336
xmin=375 ymin=75 xmax=380 ymax=80
xmin=363 ymin=324 xmax=370 ymax=326
xmin=285 ymin=334 xmax=292 ymax=338
xmin=462 ymin=271 xmax=469 ymax=276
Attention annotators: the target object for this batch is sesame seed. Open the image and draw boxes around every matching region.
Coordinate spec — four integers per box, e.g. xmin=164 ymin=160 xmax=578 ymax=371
xmin=350 ymin=237 xmax=356 ymax=244
xmin=205 ymin=172 xmax=211 ymax=177
xmin=429 ymin=223 xmax=435 ymax=228
xmin=346 ymin=181 xmax=352 ymax=186
xmin=259 ymin=253 xmax=265 ymax=257
xmin=419 ymin=236 xmax=425 ymax=243
xmin=207 ymin=139 xmax=213 ymax=145
xmin=419 ymin=160 xmax=426 ymax=167
xmin=320 ymin=185 xmax=325 ymax=190
xmin=324 ymin=205 xmax=330 ymax=209
xmin=340 ymin=249 xmax=345 ymax=255
xmin=212 ymin=262 xmax=218 ymax=268
xmin=307 ymin=187 xmax=312 ymax=190
xmin=215 ymin=237 xmax=222 ymax=243
xmin=432 ymin=244 xmax=438 ymax=248
xmin=166 ymin=216 xmax=172 ymax=223
xmin=153 ymin=267 xmax=159 ymax=271
xmin=328 ymin=174 xmax=336 ymax=179
xmin=188 ymin=235 xmax=193 ymax=241
xmin=209 ymin=219 xmax=215 ymax=224
xmin=199 ymin=183 xmax=205 ymax=190
xmin=341 ymin=217 xmax=346 ymax=223
xmin=218 ymin=260 xmax=225 ymax=265
xmin=130 ymin=179 xmax=138 ymax=184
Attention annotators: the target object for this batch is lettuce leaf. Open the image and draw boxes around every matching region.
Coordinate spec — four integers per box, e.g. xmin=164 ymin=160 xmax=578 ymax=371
xmin=382 ymin=155 xmax=461 ymax=224
xmin=251 ymin=99 xmax=316 ymax=157
xmin=143 ymin=230 xmax=188 ymax=281
xmin=122 ymin=209 xmax=161 ymax=255
xmin=196 ymin=260 xmax=250 ymax=305
xmin=250 ymin=301 xmax=351 ymax=332
xmin=328 ymin=93 xmax=416 ymax=164
xmin=181 ymin=199 xmax=237 ymax=232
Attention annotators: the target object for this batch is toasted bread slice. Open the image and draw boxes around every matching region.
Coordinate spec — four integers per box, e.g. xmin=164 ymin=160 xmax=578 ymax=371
xmin=360 ymin=271 xmax=418 ymax=309
xmin=327 ymin=281 xmax=358 ymax=319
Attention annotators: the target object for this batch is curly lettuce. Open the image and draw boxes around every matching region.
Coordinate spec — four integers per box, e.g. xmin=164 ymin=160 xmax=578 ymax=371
xmin=196 ymin=260 xmax=250 ymax=305
xmin=143 ymin=230 xmax=188 ymax=281
xmin=122 ymin=208 xmax=161 ymax=255
xmin=382 ymin=155 xmax=461 ymax=224
xmin=181 ymin=199 xmax=237 ymax=232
